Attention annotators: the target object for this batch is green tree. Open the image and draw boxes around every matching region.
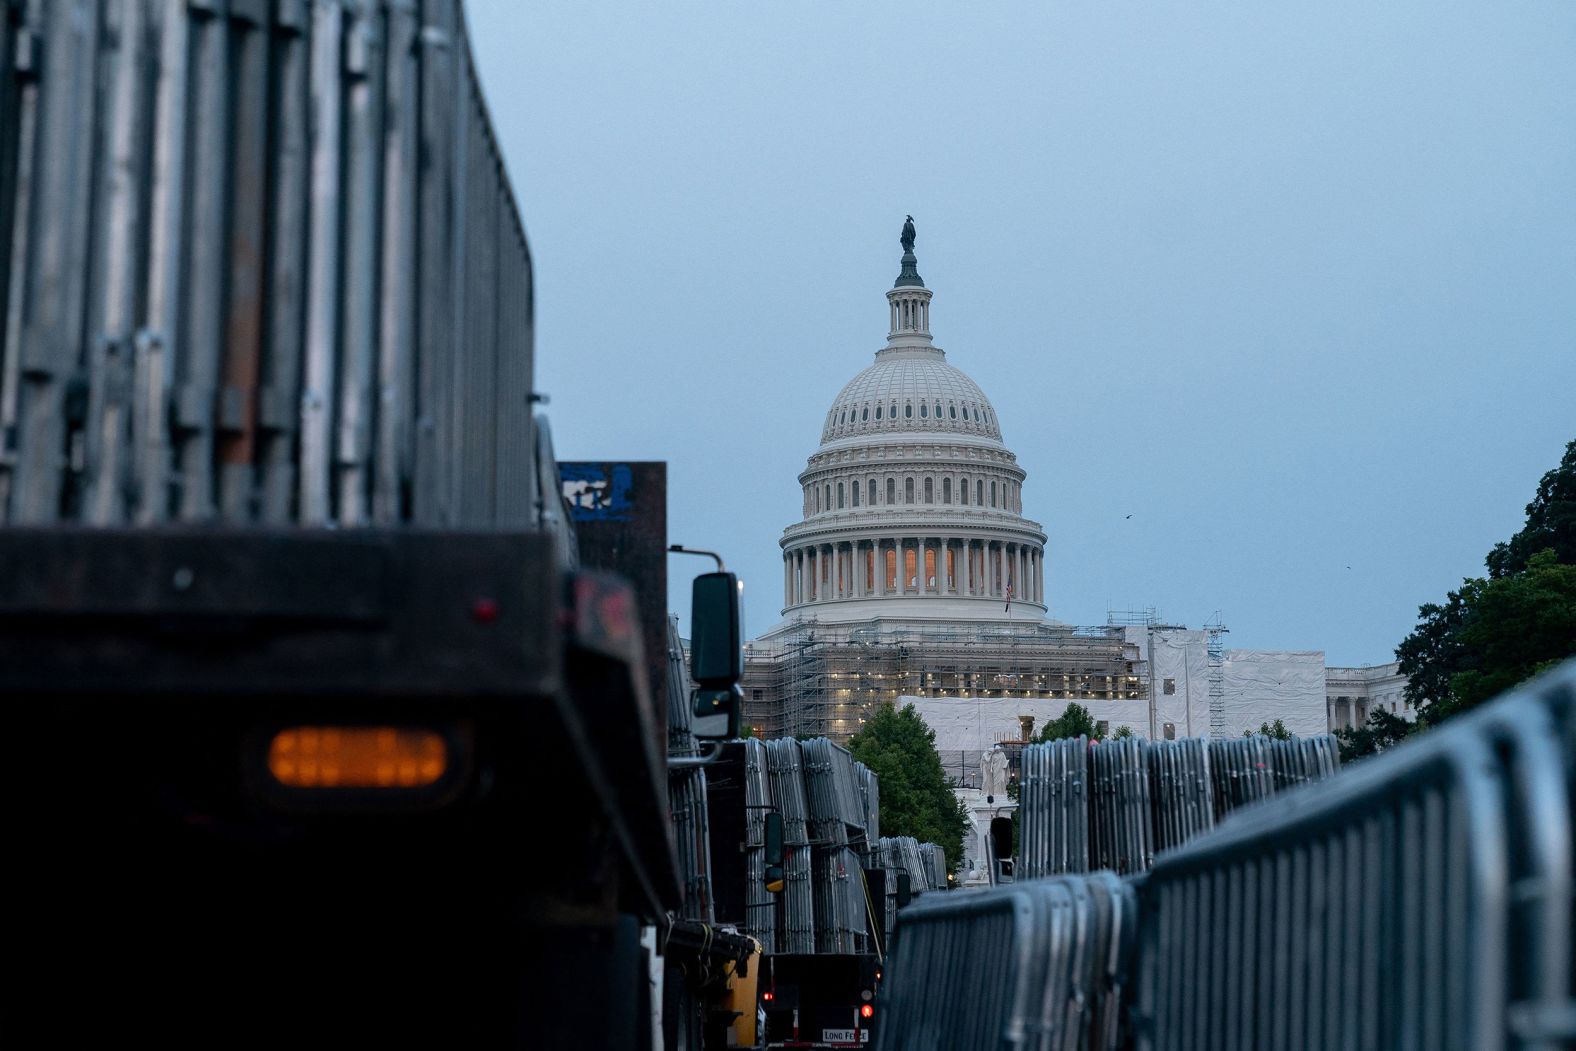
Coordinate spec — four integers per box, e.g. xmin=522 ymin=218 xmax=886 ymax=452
xmin=1486 ymin=440 xmax=1576 ymax=579
xmin=1334 ymin=707 xmax=1414 ymax=763
xmin=1399 ymin=440 xmax=1576 ymax=723
xmin=848 ymin=703 xmax=970 ymax=872
xmin=1243 ymin=719 xmax=1291 ymax=740
xmin=1110 ymin=725 xmax=1135 ymax=740
xmin=1035 ymin=702 xmax=1098 ymax=743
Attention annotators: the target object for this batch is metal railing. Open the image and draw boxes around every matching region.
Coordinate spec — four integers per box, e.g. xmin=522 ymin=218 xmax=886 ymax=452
xmin=1019 ymin=733 xmax=1343 ymax=878
xmin=877 ymin=659 xmax=1576 ymax=1050
xmin=1 ymin=0 xmax=535 ymax=529
xmin=875 ymin=872 xmax=1138 ymax=1051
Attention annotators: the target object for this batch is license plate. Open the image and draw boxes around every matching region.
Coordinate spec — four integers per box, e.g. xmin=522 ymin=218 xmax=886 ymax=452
xmin=820 ymin=1030 xmax=868 ymax=1045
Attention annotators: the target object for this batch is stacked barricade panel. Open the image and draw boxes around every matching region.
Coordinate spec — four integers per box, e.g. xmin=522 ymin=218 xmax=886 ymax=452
xmin=0 ymin=0 xmax=536 ymax=529
xmin=766 ymin=738 xmax=816 ymax=954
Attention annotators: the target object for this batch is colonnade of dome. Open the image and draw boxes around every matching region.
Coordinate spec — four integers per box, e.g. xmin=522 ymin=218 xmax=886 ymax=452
xmin=785 ymin=536 xmax=1043 ymax=606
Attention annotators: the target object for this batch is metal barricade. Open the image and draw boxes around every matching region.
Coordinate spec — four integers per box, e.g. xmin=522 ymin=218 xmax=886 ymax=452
xmin=1090 ymin=738 xmax=1153 ymax=875
xmin=766 ymin=738 xmax=816 ymax=954
xmin=670 ymin=767 xmax=715 ymax=924
xmin=874 ymin=873 xmax=1137 ymax=1051
xmin=1147 ymin=738 xmax=1213 ymax=855
xmin=742 ymin=736 xmax=777 ymax=952
xmin=880 ymin=665 xmax=1576 ymax=1048
xmin=0 ymin=0 xmax=536 ymax=530
xmin=1132 ymin=661 xmax=1576 ymax=1051
xmin=857 ymin=760 xmax=881 ymax=846
xmin=1022 ymin=734 xmax=1343 ymax=877
xmin=1020 ymin=735 xmax=1090 ymax=878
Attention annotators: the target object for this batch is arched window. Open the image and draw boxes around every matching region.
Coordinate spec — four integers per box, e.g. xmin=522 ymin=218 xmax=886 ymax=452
xmin=837 ymin=482 xmax=845 ymax=509
xmin=825 ymin=484 xmax=831 ymax=511
xmin=905 ymin=477 xmax=915 ymax=504
xmin=976 ymin=480 xmax=984 ymax=505
xmin=890 ymin=401 xmax=897 ymax=420
xmin=960 ymin=477 xmax=968 ymax=505
xmin=862 ymin=406 xmax=869 ymax=421
xmin=949 ymin=403 xmax=957 ymax=419
xmin=851 ymin=483 xmax=859 ymax=507
xmin=886 ymin=477 xmax=896 ymax=504
xmin=943 ymin=477 xmax=952 ymax=503
xmin=839 ymin=411 xmax=845 ymax=426
xmin=904 ymin=402 xmax=913 ymax=419
xmin=973 ymin=407 xmax=980 ymax=422
xmin=815 ymin=487 xmax=821 ymax=513
xmin=875 ymin=405 xmax=882 ymax=420
xmin=935 ymin=402 xmax=942 ymax=418
xmin=920 ymin=403 xmax=928 ymax=418
xmin=867 ymin=478 xmax=876 ymax=504
xmin=991 ymin=480 xmax=997 ymax=507
xmin=924 ymin=477 xmax=934 ymax=503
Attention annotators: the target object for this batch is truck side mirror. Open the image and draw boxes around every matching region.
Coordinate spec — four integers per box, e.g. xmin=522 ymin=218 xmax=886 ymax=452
xmin=690 ymin=572 xmax=743 ymax=740
xmin=895 ymin=873 xmax=912 ymax=909
xmin=990 ymin=816 xmax=1014 ymax=863
xmin=690 ymin=572 xmax=742 ymax=686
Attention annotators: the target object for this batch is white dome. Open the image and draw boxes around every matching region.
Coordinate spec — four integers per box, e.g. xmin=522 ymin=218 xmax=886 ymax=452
xmin=820 ymin=347 xmax=1003 ymax=445
xmin=774 ymin=230 xmax=1049 ymax=629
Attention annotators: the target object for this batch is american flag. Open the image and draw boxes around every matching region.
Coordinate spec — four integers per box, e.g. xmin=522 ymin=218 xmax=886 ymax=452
xmin=1004 ymin=581 xmax=1013 ymax=612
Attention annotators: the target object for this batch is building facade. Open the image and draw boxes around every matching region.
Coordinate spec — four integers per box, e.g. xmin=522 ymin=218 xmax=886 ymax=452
xmin=742 ymin=226 xmax=1402 ymax=746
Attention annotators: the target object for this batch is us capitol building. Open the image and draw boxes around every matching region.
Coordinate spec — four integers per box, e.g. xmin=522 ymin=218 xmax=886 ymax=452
xmin=740 ymin=220 xmax=1409 ymax=751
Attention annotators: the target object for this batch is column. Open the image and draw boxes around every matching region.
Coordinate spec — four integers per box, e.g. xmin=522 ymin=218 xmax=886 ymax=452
xmin=916 ymin=538 xmax=927 ymax=595
xmin=986 ymin=542 xmax=996 ymax=597
xmin=963 ymin=540 xmax=973 ymax=595
xmin=874 ymin=540 xmax=886 ymax=596
xmin=853 ymin=543 xmax=865 ymax=598
xmin=939 ymin=539 xmax=951 ymax=594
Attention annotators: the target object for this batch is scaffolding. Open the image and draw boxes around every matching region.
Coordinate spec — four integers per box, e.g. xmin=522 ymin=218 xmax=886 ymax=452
xmin=1205 ymin=613 xmax=1229 ymax=738
xmin=744 ymin=619 xmax=1145 ymax=743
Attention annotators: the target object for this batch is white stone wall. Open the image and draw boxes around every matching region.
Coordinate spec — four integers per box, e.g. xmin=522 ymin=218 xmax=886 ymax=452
xmin=905 ymin=637 xmax=1329 ymax=747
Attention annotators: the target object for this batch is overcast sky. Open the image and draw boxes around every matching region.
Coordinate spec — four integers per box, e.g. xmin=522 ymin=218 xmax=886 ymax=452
xmin=468 ymin=1 xmax=1575 ymax=666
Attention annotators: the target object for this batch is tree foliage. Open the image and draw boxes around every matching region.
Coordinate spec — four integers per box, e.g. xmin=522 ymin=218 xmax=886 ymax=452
xmin=1243 ymin=718 xmax=1292 ymax=740
xmin=847 ymin=703 xmax=970 ymax=872
xmin=1334 ymin=707 xmax=1414 ymax=763
xmin=1486 ymin=440 xmax=1576 ymax=579
xmin=1399 ymin=440 xmax=1576 ymax=724
xmin=1035 ymin=702 xmax=1098 ymax=743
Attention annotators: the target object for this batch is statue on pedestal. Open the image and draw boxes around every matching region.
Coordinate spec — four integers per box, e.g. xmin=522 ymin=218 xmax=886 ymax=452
xmin=982 ymin=746 xmax=1009 ymax=799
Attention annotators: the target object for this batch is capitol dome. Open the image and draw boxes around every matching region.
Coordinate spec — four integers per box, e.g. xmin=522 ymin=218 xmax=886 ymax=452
xmin=775 ymin=225 xmax=1048 ymax=625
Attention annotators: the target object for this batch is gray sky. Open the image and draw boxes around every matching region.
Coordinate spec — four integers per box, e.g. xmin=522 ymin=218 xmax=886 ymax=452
xmin=469 ymin=1 xmax=1575 ymax=666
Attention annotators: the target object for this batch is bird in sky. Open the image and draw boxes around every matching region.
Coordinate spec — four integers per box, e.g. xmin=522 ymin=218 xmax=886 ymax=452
xmin=1125 ymin=514 xmax=1134 ymax=519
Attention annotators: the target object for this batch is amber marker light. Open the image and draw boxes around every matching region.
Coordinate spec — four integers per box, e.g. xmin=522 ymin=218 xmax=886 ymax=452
xmin=267 ymin=726 xmax=447 ymax=789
